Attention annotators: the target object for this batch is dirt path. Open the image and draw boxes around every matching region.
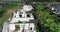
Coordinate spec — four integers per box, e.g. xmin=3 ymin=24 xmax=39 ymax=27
xmin=5 ymin=8 xmax=17 ymax=14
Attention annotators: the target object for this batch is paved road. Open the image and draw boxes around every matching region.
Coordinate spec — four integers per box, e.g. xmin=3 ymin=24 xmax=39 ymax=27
xmin=2 ymin=21 xmax=9 ymax=32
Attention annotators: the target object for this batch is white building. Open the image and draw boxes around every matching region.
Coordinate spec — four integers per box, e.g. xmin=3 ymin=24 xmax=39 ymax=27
xmin=10 ymin=5 xmax=34 ymax=23
xmin=2 ymin=5 xmax=36 ymax=32
xmin=23 ymin=5 xmax=33 ymax=11
xmin=9 ymin=5 xmax=36 ymax=32
xmin=9 ymin=23 xmax=36 ymax=32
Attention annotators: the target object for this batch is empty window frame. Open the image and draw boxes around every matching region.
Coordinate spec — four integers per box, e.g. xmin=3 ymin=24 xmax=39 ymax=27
xmin=19 ymin=15 xmax=22 ymax=17
xmin=27 ymin=14 xmax=30 ymax=17
xmin=30 ymin=27 xmax=32 ymax=30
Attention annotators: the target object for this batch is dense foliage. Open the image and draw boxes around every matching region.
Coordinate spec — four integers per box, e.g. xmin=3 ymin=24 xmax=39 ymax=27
xmin=0 ymin=2 xmax=21 ymax=17
xmin=33 ymin=0 xmax=57 ymax=2
xmin=29 ymin=0 xmax=60 ymax=2
xmin=34 ymin=5 xmax=60 ymax=32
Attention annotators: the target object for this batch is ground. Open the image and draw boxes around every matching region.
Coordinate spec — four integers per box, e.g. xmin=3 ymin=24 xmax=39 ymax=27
xmin=0 ymin=2 xmax=21 ymax=31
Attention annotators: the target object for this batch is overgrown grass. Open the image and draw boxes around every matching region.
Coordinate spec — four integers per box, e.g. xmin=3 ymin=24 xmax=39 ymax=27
xmin=0 ymin=2 xmax=21 ymax=29
xmin=34 ymin=4 xmax=60 ymax=32
xmin=0 ymin=13 xmax=12 ymax=28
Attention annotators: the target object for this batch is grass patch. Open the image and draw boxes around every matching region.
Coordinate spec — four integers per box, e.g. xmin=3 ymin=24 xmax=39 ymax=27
xmin=34 ymin=4 xmax=60 ymax=32
xmin=0 ymin=2 xmax=21 ymax=29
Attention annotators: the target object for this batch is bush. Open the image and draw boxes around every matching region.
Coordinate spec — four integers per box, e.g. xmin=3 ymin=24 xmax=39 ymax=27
xmin=34 ymin=4 xmax=60 ymax=32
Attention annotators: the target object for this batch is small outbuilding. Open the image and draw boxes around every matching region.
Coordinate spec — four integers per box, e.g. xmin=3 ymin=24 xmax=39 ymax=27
xmin=49 ymin=4 xmax=60 ymax=15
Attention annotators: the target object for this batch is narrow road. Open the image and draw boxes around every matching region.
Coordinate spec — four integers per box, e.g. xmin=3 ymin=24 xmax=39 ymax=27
xmin=2 ymin=21 xmax=9 ymax=32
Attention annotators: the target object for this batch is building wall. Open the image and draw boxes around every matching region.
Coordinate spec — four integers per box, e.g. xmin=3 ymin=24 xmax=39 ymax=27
xmin=9 ymin=23 xmax=36 ymax=32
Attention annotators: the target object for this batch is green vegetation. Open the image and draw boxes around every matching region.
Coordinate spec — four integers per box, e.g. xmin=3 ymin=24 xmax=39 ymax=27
xmin=0 ymin=1 xmax=60 ymax=32
xmin=34 ymin=4 xmax=60 ymax=32
xmin=33 ymin=0 xmax=57 ymax=2
xmin=0 ymin=2 xmax=21 ymax=29
xmin=15 ymin=25 xmax=20 ymax=32
xmin=0 ymin=13 xmax=12 ymax=27
xmin=34 ymin=20 xmax=41 ymax=32
xmin=27 ymin=0 xmax=60 ymax=2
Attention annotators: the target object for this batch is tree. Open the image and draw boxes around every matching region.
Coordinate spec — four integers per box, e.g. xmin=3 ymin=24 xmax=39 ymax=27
xmin=34 ymin=4 xmax=60 ymax=32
